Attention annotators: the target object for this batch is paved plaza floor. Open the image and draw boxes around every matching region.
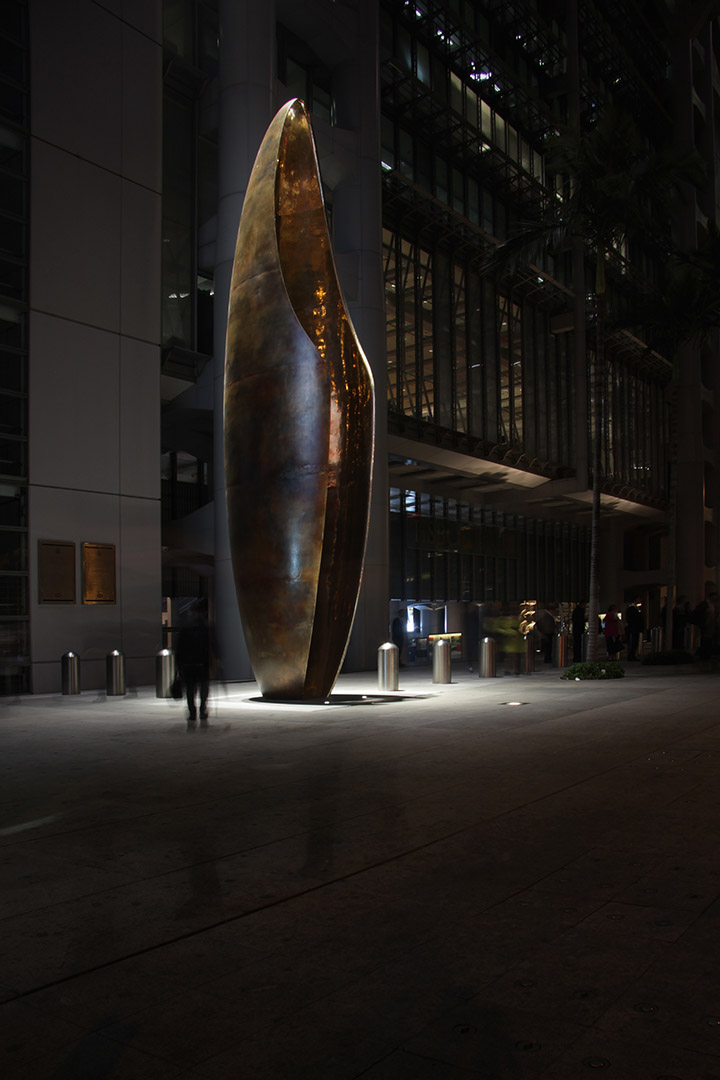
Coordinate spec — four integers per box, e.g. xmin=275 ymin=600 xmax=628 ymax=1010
xmin=1 ymin=661 xmax=720 ymax=1078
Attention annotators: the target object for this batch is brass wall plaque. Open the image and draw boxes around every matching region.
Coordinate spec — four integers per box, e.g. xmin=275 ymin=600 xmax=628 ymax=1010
xmin=38 ymin=540 xmax=76 ymax=603
xmin=82 ymin=542 xmax=116 ymax=604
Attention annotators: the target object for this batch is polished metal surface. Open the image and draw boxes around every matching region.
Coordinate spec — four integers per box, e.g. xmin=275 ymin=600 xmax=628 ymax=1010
xmin=479 ymin=636 xmax=496 ymax=678
xmin=432 ymin=638 xmax=451 ymax=684
xmin=224 ymin=99 xmax=375 ymax=700
xmin=155 ymin=649 xmax=176 ymax=699
xmin=377 ymin=642 xmax=399 ymax=692
xmin=106 ymin=650 xmax=126 ymax=696
xmin=61 ymin=652 xmax=80 ymax=695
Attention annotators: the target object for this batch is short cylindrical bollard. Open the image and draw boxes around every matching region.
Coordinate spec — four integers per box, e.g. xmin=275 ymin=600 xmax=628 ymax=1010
xmin=523 ymin=634 xmax=534 ymax=674
xmin=684 ymin=624 xmax=699 ymax=652
xmin=61 ymin=651 xmax=80 ymax=695
xmin=378 ymin=641 xmax=399 ymax=691
xmin=432 ymin=637 xmax=451 ymax=684
xmin=650 ymin=626 xmax=664 ymax=652
xmin=479 ymin=636 xmax=496 ymax=678
xmin=155 ymin=649 xmax=176 ymax=698
xmin=106 ymin=650 xmax=126 ymax=696
xmin=553 ymin=633 xmax=569 ymax=668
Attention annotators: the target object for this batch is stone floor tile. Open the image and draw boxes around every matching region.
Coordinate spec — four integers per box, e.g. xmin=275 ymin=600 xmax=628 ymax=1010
xmin=400 ymin=1002 xmax=587 ymax=1076
xmin=3 ymin=670 xmax=720 ymax=1076
xmin=0 ymin=997 xmax=86 ymax=1074
xmin=613 ymin=856 xmax=720 ymax=912
xmin=574 ymin=900 xmax=702 ymax=944
xmin=5 ymin=1034 xmax=190 ymax=1080
xmin=542 ymin=1030 xmax=720 ymax=1079
xmin=186 ymin=1002 xmax=396 ymax=1079
xmin=472 ymin=932 xmax=666 ymax=1027
xmin=97 ymin=987 xmax=253 ymax=1068
xmin=348 ymin=1047 xmax=479 ymax=1077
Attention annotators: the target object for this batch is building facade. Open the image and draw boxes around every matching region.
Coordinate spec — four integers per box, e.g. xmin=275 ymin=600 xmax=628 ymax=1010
xmin=5 ymin=0 xmax=719 ymax=692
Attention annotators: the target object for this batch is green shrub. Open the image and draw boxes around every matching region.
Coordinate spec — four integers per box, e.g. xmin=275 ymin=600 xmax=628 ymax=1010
xmin=562 ymin=661 xmax=625 ymax=680
xmin=641 ymin=650 xmax=694 ymax=666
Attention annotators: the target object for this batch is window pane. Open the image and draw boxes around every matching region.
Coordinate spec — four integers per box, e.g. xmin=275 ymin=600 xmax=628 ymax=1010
xmin=494 ymin=112 xmax=505 ymax=151
xmin=0 ymin=482 xmax=26 ymax=526
xmin=419 ymin=248 xmax=433 ymax=421
xmin=0 ymin=123 xmax=25 ymax=173
xmin=416 ymin=42 xmax=431 ymax=85
xmin=384 ymin=231 xmax=398 ymax=409
xmin=0 ymin=436 xmax=25 ymax=478
xmin=454 ymin=264 xmax=467 ymax=433
xmin=0 ymin=393 xmax=25 ymax=436
xmin=0 ymin=304 xmax=23 ymax=348
xmin=0 ymin=619 xmax=27 ymax=658
xmin=0 ymin=573 xmax=26 ymax=616
xmin=0 ymin=349 xmax=24 ymax=391
xmin=400 ymin=239 xmax=417 ymax=416
xmin=381 ymin=115 xmax=395 ymax=171
xmin=399 ymin=127 xmax=413 ymax=179
xmin=0 ymin=529 xmax=25 ymax=570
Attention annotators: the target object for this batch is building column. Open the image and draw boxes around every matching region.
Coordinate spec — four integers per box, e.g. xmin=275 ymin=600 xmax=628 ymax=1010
xmin=331 ymin=3 xmax=389 ymax=671
xmin=213 ymin=0 xmax=276 ymax=679
xmin=670 ymin=28 xmax=710 ymax=607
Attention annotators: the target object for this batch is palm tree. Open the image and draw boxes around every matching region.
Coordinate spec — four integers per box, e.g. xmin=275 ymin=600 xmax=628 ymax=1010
xmin=484 ymin=107 xmax=703 ymax=661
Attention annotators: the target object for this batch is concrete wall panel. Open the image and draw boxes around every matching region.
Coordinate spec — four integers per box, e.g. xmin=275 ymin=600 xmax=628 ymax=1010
xmin=31 ymin=142 xmax=122 ymax=332
xmin=30 ymin=486 xmax=122 ymax=692
xmin=29 ymin=313 xmax=120 ymax=494
xmin=122 ymin=23 xmax=163 ymax=192
xmin=120 ymin=338 xmax=160 ymax=500
xmin=30 ymin=0 xmax=122 ymax=173
xmin=119 ymin=495 xmax=162 ymax=672
xmin=121 ymin=181 xmax=162 ymax=342
xmin=30 ymin=487 xmax=161 ymax=693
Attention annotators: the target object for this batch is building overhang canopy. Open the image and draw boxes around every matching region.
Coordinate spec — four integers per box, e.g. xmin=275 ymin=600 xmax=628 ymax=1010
xmin=388 ymin=435 xmax=664 ymax=524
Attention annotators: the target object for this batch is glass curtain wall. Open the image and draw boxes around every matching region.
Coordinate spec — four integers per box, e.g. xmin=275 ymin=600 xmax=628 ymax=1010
xmin=162 ymin=0 xmax=218 ymax=358
xmin=0 ymin=0 xmax=28 ymax=693
xmin=590 ymin=353 xmax=669 ymax=500
xmin=383 ymin=227 xmax=576 ymax=471
xmin=389 ymin=487 xmax=590 ymax=605
xmin=381 ymin=0 xmax=670 ymax=503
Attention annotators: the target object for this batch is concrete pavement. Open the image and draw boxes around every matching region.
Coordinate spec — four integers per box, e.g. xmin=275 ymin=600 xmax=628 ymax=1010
xmin=1 ymin=662 xmax=720 ymax=1078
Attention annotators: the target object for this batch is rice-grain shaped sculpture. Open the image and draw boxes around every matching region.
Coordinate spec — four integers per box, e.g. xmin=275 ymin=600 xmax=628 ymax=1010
xmin=224 ymin=99 xmax=375 ymax=699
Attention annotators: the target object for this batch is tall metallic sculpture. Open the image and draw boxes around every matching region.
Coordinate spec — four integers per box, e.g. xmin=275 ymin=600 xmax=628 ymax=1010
xmin=224 ymin=99 xmax=375 ymax=700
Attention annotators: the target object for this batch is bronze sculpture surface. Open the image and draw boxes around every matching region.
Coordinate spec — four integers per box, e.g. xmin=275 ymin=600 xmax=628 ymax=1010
xmin=224 ymin=99 xmax=375 ymax=699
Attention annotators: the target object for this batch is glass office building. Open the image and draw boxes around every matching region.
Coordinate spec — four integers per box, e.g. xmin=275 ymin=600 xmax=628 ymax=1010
xmin=10 ymin=0 xmax=720 ymax=691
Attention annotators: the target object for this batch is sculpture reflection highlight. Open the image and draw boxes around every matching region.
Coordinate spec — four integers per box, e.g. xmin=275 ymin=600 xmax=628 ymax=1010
xmin=224 ymin=99 xmax=375 ymax=699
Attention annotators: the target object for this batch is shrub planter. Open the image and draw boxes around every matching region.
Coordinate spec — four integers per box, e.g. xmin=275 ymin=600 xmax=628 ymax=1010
xmin=562 ymin=661 xmax=625 ymax=681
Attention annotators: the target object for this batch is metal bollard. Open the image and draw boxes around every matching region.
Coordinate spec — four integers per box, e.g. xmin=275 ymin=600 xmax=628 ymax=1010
xmin=378 ymin=641 xmax=399 ymax=691
xmin=432 ymin=637 xmax=451 ymax=684
xmin=479 ymin=636 xmax=496 ymax=678
xmin=553 ymin=633 xmax=569 ymax=668
xmin=684 ymin=624 xmax=699 ymax=652
xmin=106 ymin=650 xmax=126 ymax=696
xmin=650 ymin=626 xmax=664 ymax=653
xmin=61 ymin=651 xmax=80 ymax=695
xmin=155 ymin=648 xmax=176 ymax=698
xmin=523 ymin=634 xmax=534 ymax=674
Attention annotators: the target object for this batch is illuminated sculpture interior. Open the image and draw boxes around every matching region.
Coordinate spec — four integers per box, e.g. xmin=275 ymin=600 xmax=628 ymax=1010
xmin=224 ymin=99 xmax=375 ymax=699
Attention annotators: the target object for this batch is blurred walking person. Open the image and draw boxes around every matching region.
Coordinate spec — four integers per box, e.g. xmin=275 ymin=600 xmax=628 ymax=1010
xmin=175 ymin=604 xmax=217 ymax=728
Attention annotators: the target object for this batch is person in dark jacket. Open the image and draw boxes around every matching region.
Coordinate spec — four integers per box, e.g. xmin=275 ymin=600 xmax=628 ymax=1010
xmin=624 ymin=598 xmax=644 ymax=661
xmin=672 ymin=596 xmax=691 ymax=650
xmin=175 ymin=607 xmax=216 ymax=727
xmin=603 ymin=604 xmax=622 ymax=659
xmin=692 ymin=592 xmax=719 ymax=658
xmin=536 ymin=605 xmax=556 ymax=664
